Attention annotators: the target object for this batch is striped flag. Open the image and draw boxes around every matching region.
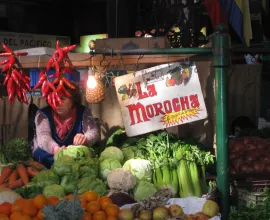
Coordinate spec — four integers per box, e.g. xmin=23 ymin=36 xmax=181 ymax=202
xmin=203 ymin=0 xmax=228 ymax=29
xmin=203 ymin=0 xmax=252 ymax=47
xmin=218 ymin=0 xmax=252 ymax=46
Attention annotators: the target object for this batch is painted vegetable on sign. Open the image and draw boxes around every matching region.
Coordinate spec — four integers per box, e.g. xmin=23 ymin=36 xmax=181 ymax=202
xmin=32 ymin=41 xmax=76 ymax=110
xmin=0 ymin=43 xmax=30 ymax=104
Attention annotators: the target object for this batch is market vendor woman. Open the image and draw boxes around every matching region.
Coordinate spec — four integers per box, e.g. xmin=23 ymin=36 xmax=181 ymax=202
xmin=32 ymin=84 xmax=100 ymax=168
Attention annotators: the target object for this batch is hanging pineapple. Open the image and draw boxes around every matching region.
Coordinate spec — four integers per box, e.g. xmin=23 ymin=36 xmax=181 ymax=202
xmin=85 ymin=66 xmax=106 ymax=104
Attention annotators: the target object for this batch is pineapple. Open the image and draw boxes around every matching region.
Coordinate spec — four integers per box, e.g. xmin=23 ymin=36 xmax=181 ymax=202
xmin=85 ymin=66 xmax=106 ymax=104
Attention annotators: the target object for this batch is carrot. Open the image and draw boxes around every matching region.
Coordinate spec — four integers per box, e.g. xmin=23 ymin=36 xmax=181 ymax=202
xmin=8 ymin=170 xmax=18 ymax=186
xmin=26 ymin=167 xmax=39 ymax=177
xmin=9 ymin=178 xmax=24 ymax=189
xmin=0 ymin=166 xmax=12 ymax=185
xmin=16 ymin=164 xmax=29 ymax=185
xmin=25 ymin=160 xmax=47 ymax=171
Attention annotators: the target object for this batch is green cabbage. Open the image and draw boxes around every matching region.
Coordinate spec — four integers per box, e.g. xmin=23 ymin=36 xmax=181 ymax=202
xmin=54 ymin=145 xmax=95 ymax=161
xmin=99 ymin=158 xmax=122 ymax=181
xmin=133 ymin=181 xmax=157 ymax=201
xmin=123 ymin=159 xmax=153 ymax=182
xmin=122 ymin=146 xmax=137 ymax=163
xmin=77 ymin=176 xmax=107 ymax=196
xmin=60 ymin=175 xmax=78 ymax=194
xmin=79 ymin=158 xmax=99 ymax=178
xmin=99 ymin=146 xmax=124 ymax=164
xmin=53 ymin=155 xmax=75 ymax=176
xmin=43 ymin=184 xmax=66 ymax=198
xmin=32 ymin=170 xmax=60 ymax=188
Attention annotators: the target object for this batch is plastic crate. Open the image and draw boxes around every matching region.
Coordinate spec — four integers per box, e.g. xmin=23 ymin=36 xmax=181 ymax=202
xmin=237 ymin=188 xmax=266 ymax=208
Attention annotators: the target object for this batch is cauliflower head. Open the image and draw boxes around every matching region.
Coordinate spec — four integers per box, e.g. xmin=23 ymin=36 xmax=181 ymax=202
xmin=107 ymin=168 xmax=136 ymax=192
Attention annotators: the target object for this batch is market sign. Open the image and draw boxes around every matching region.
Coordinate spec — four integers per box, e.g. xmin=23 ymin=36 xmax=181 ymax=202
xmin=0 ymin=32 xmax=70 ymax=51
xmin=114 ymin=63 xmax=208 ymax=137
xmin=77 ymin=34 xmax=108 ymax=53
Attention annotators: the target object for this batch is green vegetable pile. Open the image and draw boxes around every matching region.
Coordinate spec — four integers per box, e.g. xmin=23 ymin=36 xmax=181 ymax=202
xmin=16 ymin=145 xmax=107 ymax=199
xmin=229 ymin=188 xmax=270 ymax=220
xmin=0 ymin=138 xmax=32 ymax=164
xmin=105 ymin=129 xmax=215 ymax=200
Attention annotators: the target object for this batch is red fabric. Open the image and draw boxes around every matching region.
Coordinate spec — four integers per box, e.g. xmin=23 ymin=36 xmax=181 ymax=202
xmin=203 ymin=0 xmax=228 ymax=29
xmin=52 ymin=108 xmax=77 ymax=141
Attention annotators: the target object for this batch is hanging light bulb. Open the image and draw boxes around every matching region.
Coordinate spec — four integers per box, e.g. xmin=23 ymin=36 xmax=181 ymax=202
xmin=86 ymin=67 xmax=97 ymax=89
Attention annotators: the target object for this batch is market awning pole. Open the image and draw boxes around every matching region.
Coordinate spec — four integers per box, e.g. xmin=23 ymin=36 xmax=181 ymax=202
xmin=90 ymin=48 xmax=213 ymax=56
xmin=212 ymin=24 xmax=230 ymax=219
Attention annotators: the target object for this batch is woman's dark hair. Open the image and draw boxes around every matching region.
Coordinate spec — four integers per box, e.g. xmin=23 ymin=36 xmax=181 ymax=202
xmin=28 ymin=97 xmax=39 ymax=144
xmin=66 ymin=82 xmax=82 ymax=107
xmin=45 ymin=82 xmax=82 ymax=108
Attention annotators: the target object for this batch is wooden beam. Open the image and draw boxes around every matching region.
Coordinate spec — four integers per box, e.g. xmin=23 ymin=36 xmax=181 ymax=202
xmin=0 ymin=53 xmax=212 ymax=69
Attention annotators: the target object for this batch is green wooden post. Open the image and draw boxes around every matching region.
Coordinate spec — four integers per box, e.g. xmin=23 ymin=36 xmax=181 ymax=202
xmin=212 ymin=24 xmax=230 ymax=219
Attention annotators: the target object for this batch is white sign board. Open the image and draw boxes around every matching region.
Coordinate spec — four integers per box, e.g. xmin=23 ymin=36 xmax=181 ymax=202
xmin=114 ymin=62 xmax=208 ymax=137
xmin=0 ymin=32 xmax=70 ymax=51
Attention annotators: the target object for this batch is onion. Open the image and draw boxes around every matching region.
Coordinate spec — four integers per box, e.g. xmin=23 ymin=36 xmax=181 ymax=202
xmin=239 ymin=162 xmax=253 ymax=173
xmin=257 ymin=143 xmax=265 ymax=150
xmin=245 ymin=144 xmax=256 ymax=151
xmin=250 ymin=136 xmax=262 ymax=141
xmin=231 ymin=141 xmax=245 ymax=153
xmin=230 ymin=167 xmax=237 ymax=174
xmin=244 ymin=151 xmax=257 ymax=162
xmin=230 ymin=152 xmax=243 ymax=160
xmin=229 ymin=139 xmax=236 ymax=152
xmin=264 ymin=164 xmax=270 ymax=173
xmin=264 ymin=140 xmax=270 ymax=146
xmin=259 ymin=156 xmax=270 ymax=165
xmin=246 ymin=150 xmax=262 ymax=159
xmin=243 ymin=136 xmax=251 ymax=145
xmin=252 ymin=161 xmax=265 ymax=172
xmin=231 ymin=157 xmax=244 ymax=170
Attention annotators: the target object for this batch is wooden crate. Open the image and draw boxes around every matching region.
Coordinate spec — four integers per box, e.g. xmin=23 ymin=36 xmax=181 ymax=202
xmin=237 ymin=188 xmax=267 ymax=208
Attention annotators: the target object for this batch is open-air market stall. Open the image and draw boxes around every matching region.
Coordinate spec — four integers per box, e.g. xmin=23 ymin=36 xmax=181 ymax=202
xmin=0 ymin=24 xmax=269 ymax=220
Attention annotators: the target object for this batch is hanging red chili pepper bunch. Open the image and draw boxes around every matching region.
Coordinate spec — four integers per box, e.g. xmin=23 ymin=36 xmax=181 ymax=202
xmin=32 ymin=41 xmax=76 ymax=110
xmin=0 ymin=43 xmax=30 ymax=104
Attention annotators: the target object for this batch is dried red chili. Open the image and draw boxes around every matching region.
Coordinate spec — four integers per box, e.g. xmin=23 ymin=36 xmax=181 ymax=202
xmin=0 ymin=43 xmax=30 ymax=104
xmin=35 ymin=42 xmax=76 ymax=109
xmin=62 ymin=77 xmax=76 ymax=89
xmin=0 ymin=59 xmax=10 ymax=65
xmin=1 ymin=43 xmax=12 ymax=53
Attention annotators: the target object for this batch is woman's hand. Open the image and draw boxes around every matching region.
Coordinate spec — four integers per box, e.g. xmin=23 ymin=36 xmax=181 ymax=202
xmin=73 ymin=133 xmax=88 ymax=145
xmin=53 ymin=145 xmax=66 ymax=155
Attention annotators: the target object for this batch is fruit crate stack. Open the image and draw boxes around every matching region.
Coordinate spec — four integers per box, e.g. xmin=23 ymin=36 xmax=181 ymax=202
xmin=236 ymin=180 xmax=270 ymax=208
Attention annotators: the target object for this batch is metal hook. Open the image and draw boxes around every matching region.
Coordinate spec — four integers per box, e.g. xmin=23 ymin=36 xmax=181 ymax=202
xmin=184 ymin=55 xmax=190 ymax=65
xmin=135 ymin=55 xmax=144 ymax=71
xmin=100 ymin=54 xmax=111 ymax=67
xmin=89 ymin=55 xmax=94 ymax=67
xmin=167 ymin=55 xmax=171 ymax=68
xmin=118 ymin=55 xmax=124 ymax=65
